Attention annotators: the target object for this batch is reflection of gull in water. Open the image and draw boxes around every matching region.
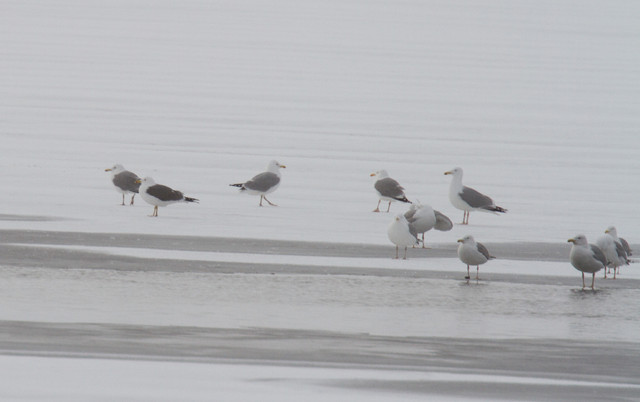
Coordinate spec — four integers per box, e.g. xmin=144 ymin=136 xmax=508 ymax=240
xmin=404 ymin=203 xmax=452 ymax=248
xmin=444 ymin=167 xmax=506 ymax=224
xmin=597 ymin=227 xmax=630 ymax=279
xmin=105 ymin=164 xmax=141 ymax=206
xmin=370 ymin=170 xmax=411 ymax=212
xmin=230 ymin=160 xmax=286 ymax=206
xmin=568 ymin=234 xmax=607 ymax=290
xmin=387 ymin=214 xmax=419 ymax=259
xmin=457 ymin=235 xmax=494 ymax=280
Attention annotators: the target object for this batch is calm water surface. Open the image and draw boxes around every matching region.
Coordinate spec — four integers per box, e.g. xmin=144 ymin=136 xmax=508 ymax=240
xmin=1 ymin=266 xmax=638 ymax=342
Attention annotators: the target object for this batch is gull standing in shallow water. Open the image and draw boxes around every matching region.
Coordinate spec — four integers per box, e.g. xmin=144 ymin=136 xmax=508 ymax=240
xmin=597 ymin=227 xmax=630 ymax=279
xmin=387 ymin=214 xmax=420 ymax=259
xmin=457 ymin=235 xmax=494 ymax=280
xmin=404 ymin=203 xmax=453 ymax=247
xmin=105 ymin=164 xmax=141 ymax=205
xmin=230 ymin=160 xmax=286 ymax=206
xmin=136 ymin=177 xmax=199 ymax=217
xmin=371 ymin=170 xmax=411 ymax=212
xmin=444 ymin=167 xmax=506 ymax=224
xmin=568 ymin=235 xmax=607 ymax=290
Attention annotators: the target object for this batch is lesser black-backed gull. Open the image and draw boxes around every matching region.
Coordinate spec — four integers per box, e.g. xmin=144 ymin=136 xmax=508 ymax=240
xmin=444 ymin=167 xmax=506 ymax=224
xmin=105 ymin=164 xmax=141 ymax=205
xmin=230 ymin=160 xmax=286 ymax=206
xmin=371 ymin=170 xmax=411 ymax=213
xmin=136 ymin=177 xmax=199 ymax=217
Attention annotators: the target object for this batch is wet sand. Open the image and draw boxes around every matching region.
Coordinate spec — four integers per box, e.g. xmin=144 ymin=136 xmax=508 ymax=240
xmin=0 ymin=228 xmax=637 ymax=288
xmin=1 ymin=321 xmax=639 ymax=401
xmin=0 ymin=227 xmax=571 ymax=261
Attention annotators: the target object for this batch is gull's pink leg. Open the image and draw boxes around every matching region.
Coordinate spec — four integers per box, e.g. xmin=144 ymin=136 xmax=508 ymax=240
xmin=373 ymin=200 xmax=381 ymax=212
xmin=263 ymin=196 xmax=277 ymax=206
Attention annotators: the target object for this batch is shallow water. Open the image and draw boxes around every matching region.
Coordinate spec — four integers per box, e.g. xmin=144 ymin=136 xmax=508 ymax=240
xmin=2 ymin=265 xmax=638 ymax=342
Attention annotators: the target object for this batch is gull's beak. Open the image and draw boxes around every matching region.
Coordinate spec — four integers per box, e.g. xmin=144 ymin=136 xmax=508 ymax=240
xmin=105 ymin=168 xmax=112 ymax=172
xmin=370 ymin=173 xmax=376 ymax=177
xmin=135 ymin=179 xmax=142 ymax=184
xmin=567 ymin=238 xmax=575 ymax=243
xmin=457 ymin=238 xmax=463 ymax=243
xmin=280 ymin=164 xmax=286 ymax=169
xmin=444 ymin=171 xmax=452 ymax=175
xmin=604 ymin=229 xmax=610 ymax=234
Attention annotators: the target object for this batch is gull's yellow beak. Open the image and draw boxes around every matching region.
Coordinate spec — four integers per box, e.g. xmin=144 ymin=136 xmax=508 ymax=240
xmin=135 ymin=179 xmax=142 ymax=184
xmin=457 ymin=238 xmax=463 ymax=243
xmin=280 ymin=164 xmax=286 ymax=169
xmin=105 ymin=168 xmax=112 ymax=172
xmin=567 ymin=238 xmax=575 ymax=243
xmin=370 ymin=173 xmax=376 ymax=177
xmin=444 ymin=171 xmax=452 ymax=175
xmin=604 ymin=229 xmax=610 ymax=234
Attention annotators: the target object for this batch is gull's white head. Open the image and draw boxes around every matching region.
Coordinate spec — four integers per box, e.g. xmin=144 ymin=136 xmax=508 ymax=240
xmin=267 ymin=160 xmax=286 ymax=173
xmin=604 ymin=226 xmax=618 ymax=237
xmin=444 ymin=167 xmax=463 ymax=177
xmin=457 ymin=234 xmax=475 ymax=245
xmin=136 ymin=176 xmax=156 ymax=186
xmin=568 ymin=234 xmax=588 ymax=246
xmin=105 ymin=164 xmax=125 ymax=174
xmin=393 ymin=213 xmax=407 ymax=223
xmin=370 ymin=170 xmax=389 ymax=179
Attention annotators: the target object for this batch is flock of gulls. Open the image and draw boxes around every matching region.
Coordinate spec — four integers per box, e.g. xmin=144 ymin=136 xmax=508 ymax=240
xmin=105 ymin=164 xmax=199 ymax=216
xmin=105 ymin=160 xmax=285 ymax=213
xmin=106 ymin=162 xmax=633 ymax=290
xmin=377 ymin=167 xmax=504 ymax=280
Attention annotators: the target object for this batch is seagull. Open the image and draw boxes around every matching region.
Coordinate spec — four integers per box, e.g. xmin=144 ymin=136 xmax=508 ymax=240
xmin=387 ymin=214 xmax=420 ymax=259
xmin=404 ymin=203 xmax=453 ymax=247
xmin=568 ymin=235 xmax=607 ymax=290
xmin=230 ymin=160 xmax=286 ymax=206
xmin=444 ymin=167 xmax=506 ymax=224
xmin=371 ymin=170 xmax=411 ymax=212
xmin=105 ymin=164 xmax=141 ymax=205
xmin=136 ymin=177 xmax=199 ymax=217
xmin=597 ymin=227 xmax=630 ymax=279
xmin=457 ymin=235 xmax=495 ymax=280
xmin=605 ymin=226 xmax=632 ymax=257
